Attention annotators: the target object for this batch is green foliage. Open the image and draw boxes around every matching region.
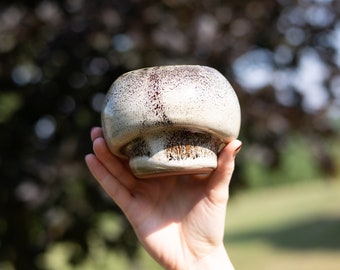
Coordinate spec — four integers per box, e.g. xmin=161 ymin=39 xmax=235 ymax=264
xmin=0 ymin=92 xmax=23 ymax=123
xmin=328 ymin=137 xmax=340 ymax=176
xmin=39 ymin=213 xmax=161 ymax=270
xmin=280 ymin=136 xmax=321 ymax=182
xmin=242 ymin=135 xmax=324 ymax=188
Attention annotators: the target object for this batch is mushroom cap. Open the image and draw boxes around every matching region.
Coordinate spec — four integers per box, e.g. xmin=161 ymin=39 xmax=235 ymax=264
xmin=102 ymin=65 xmax=241 ymax=158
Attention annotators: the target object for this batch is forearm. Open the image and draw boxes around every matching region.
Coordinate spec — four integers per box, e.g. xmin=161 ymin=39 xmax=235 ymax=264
xmin=188 ymin=245 xmax=235 ymax=270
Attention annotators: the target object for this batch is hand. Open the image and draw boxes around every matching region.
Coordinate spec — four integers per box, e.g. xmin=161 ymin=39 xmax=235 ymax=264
xmin=85 ymin=127 xmax=241 ymax=270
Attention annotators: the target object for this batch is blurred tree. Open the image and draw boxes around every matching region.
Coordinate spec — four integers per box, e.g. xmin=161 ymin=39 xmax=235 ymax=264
xmin=0 ymin=0 xmax=339 ymax=269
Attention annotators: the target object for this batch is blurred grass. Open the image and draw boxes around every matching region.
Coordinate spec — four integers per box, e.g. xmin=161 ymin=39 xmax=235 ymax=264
xmin=39 ymin=178 xmax=340 ymax=270
xmin=226 ymin=179 xmax=340 ymax=270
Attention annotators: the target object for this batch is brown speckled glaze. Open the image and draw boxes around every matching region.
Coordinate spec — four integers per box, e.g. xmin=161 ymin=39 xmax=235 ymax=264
xmin=102 ymin=65 xmax=241 ymax=178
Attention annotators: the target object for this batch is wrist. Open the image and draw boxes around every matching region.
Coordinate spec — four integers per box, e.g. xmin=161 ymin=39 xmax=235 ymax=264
xmin=188 ymin=245 xmax=234 ymax=270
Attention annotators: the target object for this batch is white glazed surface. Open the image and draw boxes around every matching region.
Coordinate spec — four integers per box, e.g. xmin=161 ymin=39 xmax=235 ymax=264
xmin=102 ymin=65 xmax=241 ymax=177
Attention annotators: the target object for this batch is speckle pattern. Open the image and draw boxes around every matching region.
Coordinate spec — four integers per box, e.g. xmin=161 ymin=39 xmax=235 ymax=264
xmin=123 ymin=137 xmax=151 ymax=158
xmin=101 ymin=65 xmax=241 ymax=178
xmin=124 ymin=129 xmax=221 ymax=178
xmin=164 ymin=130 xmax=219 ymax=161
xmin=147 ymin=71 xmax=173 ymax=125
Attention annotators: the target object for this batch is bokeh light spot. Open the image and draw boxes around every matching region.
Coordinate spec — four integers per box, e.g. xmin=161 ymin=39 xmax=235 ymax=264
xmin=35 ymin=115 xmax=56 ymax=140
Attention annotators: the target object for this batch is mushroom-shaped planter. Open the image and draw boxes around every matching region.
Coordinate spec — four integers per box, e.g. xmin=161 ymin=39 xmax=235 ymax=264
xmin=102 ymin=65 xmax=241 ymax=178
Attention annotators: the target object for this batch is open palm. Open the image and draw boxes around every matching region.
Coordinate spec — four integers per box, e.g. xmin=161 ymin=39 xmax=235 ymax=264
xmin=85 ymin=127 xmax=241 ymax=270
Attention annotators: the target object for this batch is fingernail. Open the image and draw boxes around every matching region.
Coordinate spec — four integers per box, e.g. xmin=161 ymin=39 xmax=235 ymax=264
xmin=90 ymin=127 xmax=99 ymax=141
xmin=233 ymin=144 xmax=242 ymax=158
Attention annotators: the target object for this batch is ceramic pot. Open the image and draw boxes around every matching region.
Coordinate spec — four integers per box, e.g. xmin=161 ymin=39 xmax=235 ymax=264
xmin=102 ymin=65 xmax=241 ymax=178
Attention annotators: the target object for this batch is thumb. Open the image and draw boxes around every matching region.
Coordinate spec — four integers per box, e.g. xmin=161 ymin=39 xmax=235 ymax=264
xmin=206 ymin=140 xmax=242 ymax=203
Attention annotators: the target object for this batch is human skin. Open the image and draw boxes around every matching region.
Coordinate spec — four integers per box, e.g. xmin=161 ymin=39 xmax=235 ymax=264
xmin=85 ymin=127 xmax=242 ymax=270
